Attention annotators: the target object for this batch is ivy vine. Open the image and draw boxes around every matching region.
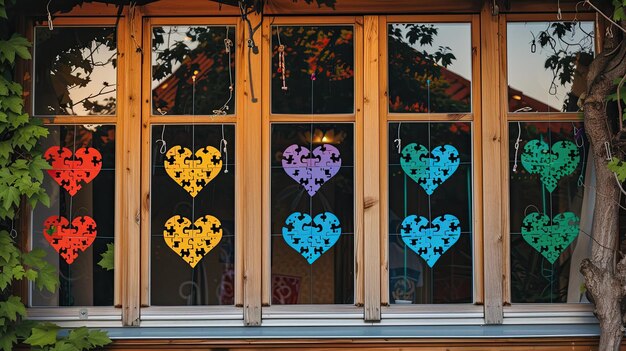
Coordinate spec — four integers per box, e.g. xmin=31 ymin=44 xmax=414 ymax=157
xmin=0 ymin=0 xmax=111 ymax=349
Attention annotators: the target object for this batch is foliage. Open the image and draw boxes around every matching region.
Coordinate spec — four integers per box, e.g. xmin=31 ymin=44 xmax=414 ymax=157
xmin=607 ymin=158 xmax=626 ymax=182
xmin=0 ymin=1 xmax=111 ymax=350
xmin=97 ymin=243 xmax=114 ymax=271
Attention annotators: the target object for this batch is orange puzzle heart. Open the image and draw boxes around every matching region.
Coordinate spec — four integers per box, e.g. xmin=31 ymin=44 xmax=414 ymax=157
xmin=43 ymin=216 xmax=98 ymax=264
xmin=44 ymin=147 xmax=103 ymax=196
xmin=163 ymin=214 xmax=223 ymax=268
xmin=163 ymin=146 xmax=222 ymax=197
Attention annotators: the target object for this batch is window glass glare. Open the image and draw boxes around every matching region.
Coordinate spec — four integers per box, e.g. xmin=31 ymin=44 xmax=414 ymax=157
xmin=507 ymin=22 xmax=594 ymax=112
xmin=271 ymin=26 xmax=355 ymax=114
xmin=150 ymin=125 xmax=235 ymax=305
xmin=270 ymin=123 xmax=354 ymax=304
xmin=31 ymin=125 xmax=116 ymax=306
xmin=152 ymin=26 xmax=236 ymax=115
xmin=388 ymin=122 xmax=473 ymax=303
xmin=34 ymin=27 xmax=117 ymax=116
xmin=388 ymin=23 xmax=472 ymax=113
xmin=509 ymin=122 xmax=589 ymax=303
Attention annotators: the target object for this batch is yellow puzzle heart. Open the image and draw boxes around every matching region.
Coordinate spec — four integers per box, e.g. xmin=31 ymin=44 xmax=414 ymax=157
xmin=163 ymin=214 xmax=223 ymax=268
xmin=164 ymin=145 xmax=223 ymax=197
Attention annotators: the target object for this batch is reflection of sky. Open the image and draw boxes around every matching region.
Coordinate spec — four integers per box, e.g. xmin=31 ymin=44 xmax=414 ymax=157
xmin=395 ymin=23 xmax=472 ymax=81
xmin=507 ymin=21 xmax=594 ymax=111
xmin=35 ymin=27 xmax=116 ymax=116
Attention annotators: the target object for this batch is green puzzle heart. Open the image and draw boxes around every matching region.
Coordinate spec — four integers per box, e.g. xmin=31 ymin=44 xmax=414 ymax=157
xmin=521 ymin=212 xmax=580 ymax=264
xmin=520 ymin=139 xmax=579 ymax=192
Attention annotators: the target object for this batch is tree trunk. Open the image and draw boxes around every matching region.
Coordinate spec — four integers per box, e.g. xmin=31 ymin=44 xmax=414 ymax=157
xmin=581 ymin=25 xmax=626 ymax=351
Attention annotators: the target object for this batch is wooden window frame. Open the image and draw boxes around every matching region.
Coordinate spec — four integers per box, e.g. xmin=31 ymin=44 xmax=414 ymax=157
xmin=500 ymin=12 xmax=598 ymax=322
xmin=138 ymin=16 xmax=247 ymax=326
xmin=25 ymin=16 xmax=125 ymax=326
xmin=260 ymin=15 xmax=365 ymax=320
xmin=377 ymin=14 xmax=484 ymax=323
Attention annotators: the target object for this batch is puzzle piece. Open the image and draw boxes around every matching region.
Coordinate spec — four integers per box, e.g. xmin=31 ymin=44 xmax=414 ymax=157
xmin=521 ymin=139 xmax=580 ymax=193
xmin=44 ymin=146 xmax=103 ymax=196
xmin=43 ymin=215 xmax=97 ymax=264
xmin=164 ymin=145 xmax=223 ymax=197
xmin=400 ymin=214 xmax=461 ymax=267
xmin=521 ymin=212 xmax=580 ymax=264
xmin=281 ymin=144 xmax=342 ymax=196
xmin=163 ymin=214 xmax=223 ymax=268
xmin=282 ymin=211 xmax=342 ymax=264
xmin=400 ymin=143 xmax=460 ymax=195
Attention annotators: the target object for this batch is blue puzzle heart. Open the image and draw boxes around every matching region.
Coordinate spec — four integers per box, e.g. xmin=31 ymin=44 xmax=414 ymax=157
xmin=400 ymin=214 xmax=461 ymax=267
xmin=282 ymin=212 xmax=342 ymax=264
xmin=400 ymin=143 xmax=460 ymax=195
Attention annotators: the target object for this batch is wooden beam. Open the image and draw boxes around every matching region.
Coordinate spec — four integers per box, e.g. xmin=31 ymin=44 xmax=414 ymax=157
xmin=480 ymin=0 xmax=504 ymax=324
xmin=120 ymin=6 xmax=142 ymax=326
xmin=241 ymin=13 xmax=263 ymax=326
xmin=362 ymin=15 xmax=381 ymax=322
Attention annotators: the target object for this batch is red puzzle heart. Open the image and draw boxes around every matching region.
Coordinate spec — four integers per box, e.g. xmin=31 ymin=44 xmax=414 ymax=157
xmin=43 ymin=216 xmax=98 ymax=264
xmin=44 ymin=147 xmax=102 ymax=196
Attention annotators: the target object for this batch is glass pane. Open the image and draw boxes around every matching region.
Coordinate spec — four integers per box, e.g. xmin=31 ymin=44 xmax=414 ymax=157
xmin=388 ymin=122 xmax=473 ymax=303
xmin=271 ymin=26 xmax=354 ymax=114
xmin=271 ymin=123 xmax=354 ymax=304
xmin=509 ymin=122 xmax=589 ymax=303
xmin=31 ymin=125 xmax=116 ymax=306
xmin=507 ymin=21 xmax=594 ymax=112
xmin=152 ymin=26 xmax=236 ymax=116
xmin=34 ymin=27 xmax=117 ymax=116
xmin=388 ymin=23 xmax=472 ymax=113
xmin=150 ymin=124 xmax=235 ymax=305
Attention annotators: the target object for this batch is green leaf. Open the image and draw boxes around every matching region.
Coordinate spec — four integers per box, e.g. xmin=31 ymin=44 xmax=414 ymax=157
xmin=24 ymin=322 xmax=59 ymax=347
xmin=0 ymin=296 xmax=27 ymax=322
xmin=51 ymin=340 xmax=80 ymax=351
xmin=66 ymin=327 xmax=92 ymax=349
xmin=0 ymin=331 xmax=16 ymax=351
xmin=0 ymin=33 xmax=32 ymax=63
xmin=0 ymin=6 xmax=7 ymax=20
xmin=608 ymin=157 xmax=626 ymax=182
xmin=14 ymin=319 xmax=38 ymax=339
xmin=34 ymin=262 xmax=59 ymax=292
xmin=614 ymin=4 xmax=626 ymax=21
xmin=2 ymin=186 xmax=20 ymax=211
xmin=97 ymin=243 xmax=114 ymax=271
xmin=1 ymin=95 xmax=23 ymax=114
xmin=84 ymin=329 xmax=111 ymax=347
xmin=0 ymin=141 xmax=11 ymax=161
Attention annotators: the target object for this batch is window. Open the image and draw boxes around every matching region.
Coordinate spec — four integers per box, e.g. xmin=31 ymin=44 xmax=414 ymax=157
xmin=30 ymin=21 xmax=120 ymax=319
xmin=24 ymin=7 xmax=602 ymax=329
xmin=142 ymin=20 xmax=241 ymax=314
xmin=505 ymin=17 xmax=594 ymax=305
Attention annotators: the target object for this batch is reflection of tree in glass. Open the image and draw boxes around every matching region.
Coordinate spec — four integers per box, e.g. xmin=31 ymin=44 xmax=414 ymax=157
xmin=271 ymin=26 xmax=354 ymax=114
xmin=388 ymin=24 xmax=470 ymax=113
xmin=34 ymin=27 xmax=117 ymax=116
xmin=533 ymin=22 xmax=594 ymax=112
xmin=152 ymin=26 xmax=235 ymax=115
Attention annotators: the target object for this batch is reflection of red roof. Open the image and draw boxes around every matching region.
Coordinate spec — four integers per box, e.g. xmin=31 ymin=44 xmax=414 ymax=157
xmin=439 ymin=66 xmax=558 ymax=112
xmin=154 ymin=51 xmax=557 ymax=114
xmin=153 ymin=55 xmax=215 ymax=111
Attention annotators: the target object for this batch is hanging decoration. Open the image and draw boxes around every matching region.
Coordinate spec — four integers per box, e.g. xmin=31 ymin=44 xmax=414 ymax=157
xmin=521 ymin=212 xmax=580 ymax=264
xmin=400 ymin=214 xmax=461 ymax=268
xmin=43 ymin=215 xmax=97 ymax=265
xmin=44 ymin=146 xmax=103 ymax=196
xmin=163 ymin=214 xmax=223 ymax=268
xmin=164 ymin=145 xmax=223 ymax=197
xmin=282 ymin=211 xmax=342 ymax=264
xmin=400 ymin=143 xmax=460 ymax=195
xmin=520 ymin=139 xmax=580 ymax=192
xmin=281 ymin=144 xmax=341 ymax=196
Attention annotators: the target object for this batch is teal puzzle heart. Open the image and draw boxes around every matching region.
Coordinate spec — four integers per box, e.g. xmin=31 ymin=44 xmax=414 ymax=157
xmin=520 ymin=139 xmax=580 ymax=193
xmin=400 ymin=143 xmax=460 ymax=195
xmin=400 ymin=214 xmax=461 ymax=267
xmin=521 ymin=212 xmax=580 ymax=264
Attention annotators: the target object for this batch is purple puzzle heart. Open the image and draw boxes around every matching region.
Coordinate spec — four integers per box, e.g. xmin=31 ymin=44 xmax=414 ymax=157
xmin=281 ymin=144 xmax=342 ymax=196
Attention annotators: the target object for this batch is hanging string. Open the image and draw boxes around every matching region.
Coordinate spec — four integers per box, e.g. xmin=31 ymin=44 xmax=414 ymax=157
xmin=512 ymin=122 xmax=522 ymax=173
xmin=155 ymin=108 xmax=168 ymax=154
xmin=191 ymin=73 xmax=197 ymax=224
xmin=220 ymin=129 xmax=229 ymax=174
xmin=46 ymin=0 xmax=54 ymax=30
xmin=69 ymin=124 xmax=77 ymax=229
xmin=211 ymin=27 xmax=234 ymax=174
xmin=9 ymin=219 xmax=17 ymax=239
xmin=277 ymin=26 xmax=288 ymax=91
xmin=129 ymin=1 xmax=143 ymax=53
xmin=573 ymin=124 xmax=586 ymax=187
xmin=394 ymin=122 xmax=402 ymax=154
xmin=556 ymin=0 xmax=562 ymax=20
